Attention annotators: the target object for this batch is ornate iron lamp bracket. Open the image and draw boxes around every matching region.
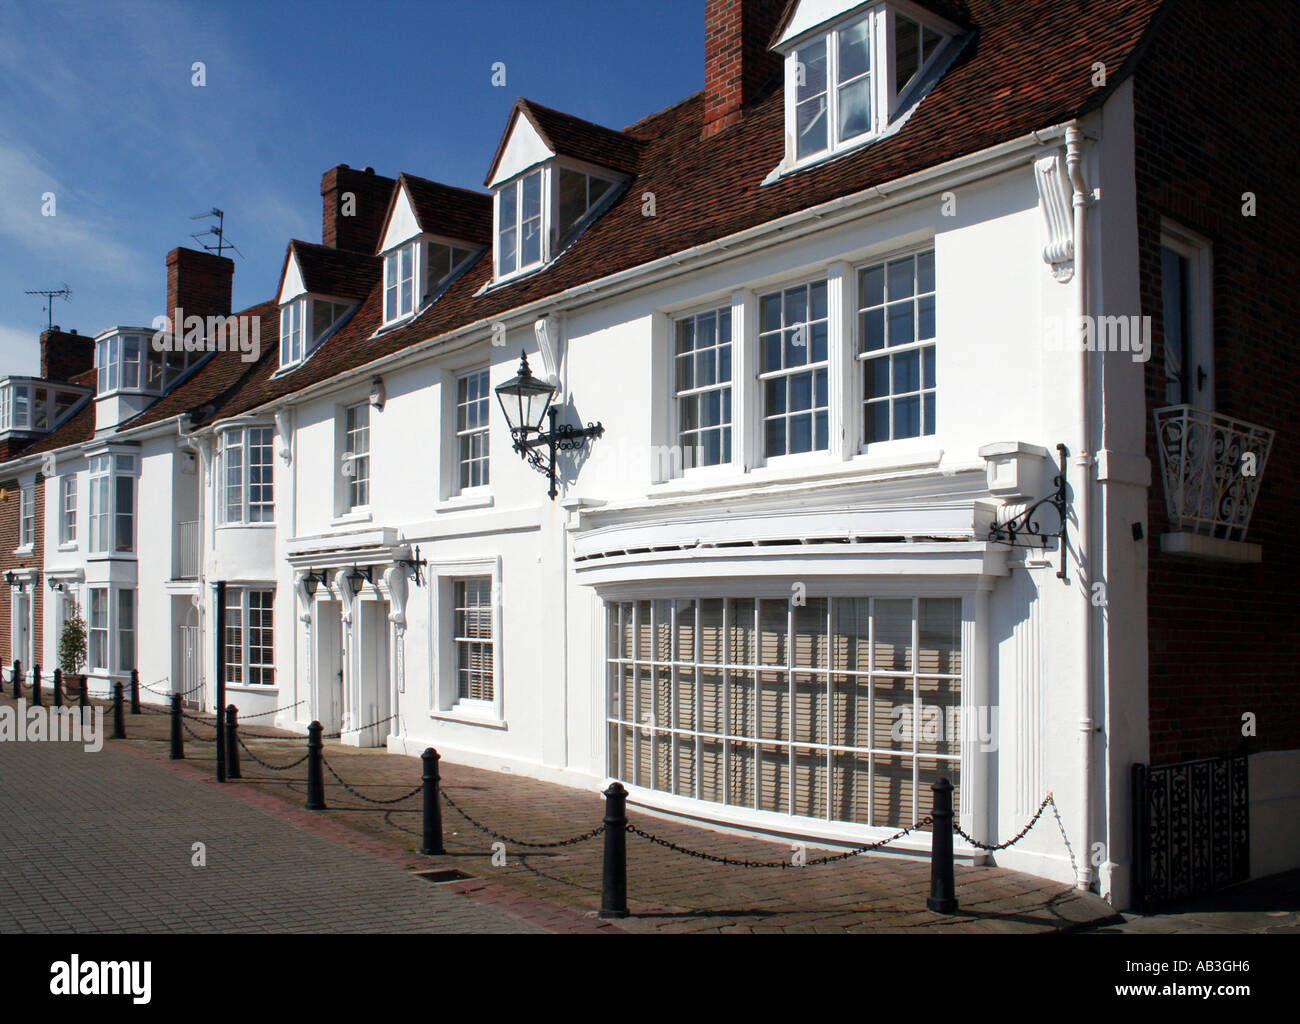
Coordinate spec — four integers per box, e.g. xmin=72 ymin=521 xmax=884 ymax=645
xmin=511 ymin=405 xmax=604 ymax=500
xmin=988 ymin=443 xmax=1070 ymax=580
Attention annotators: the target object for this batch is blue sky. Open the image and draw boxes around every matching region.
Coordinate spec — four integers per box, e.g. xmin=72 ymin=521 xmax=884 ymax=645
xmin=0 ymin=0 xmax=703 ymax=374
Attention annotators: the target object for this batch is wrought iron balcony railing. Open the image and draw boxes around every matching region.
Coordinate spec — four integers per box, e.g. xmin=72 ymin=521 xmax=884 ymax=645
xmin=1153 ymin=405 xmax=1274 ymax=542
xmin=174 ymin=520 xmax=200 ymax=579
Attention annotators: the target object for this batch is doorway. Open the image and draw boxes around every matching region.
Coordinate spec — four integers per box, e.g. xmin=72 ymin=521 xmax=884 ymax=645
xmin=315 ymin=600 xmax=344 ymax=736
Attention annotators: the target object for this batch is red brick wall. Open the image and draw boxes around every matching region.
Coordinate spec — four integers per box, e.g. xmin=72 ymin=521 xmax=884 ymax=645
xmin=40 ymin=329 xmax=95 ymax=381
xmin=166 ymin=247 xmax=234 ymax=329
xmin=1135 ymin=1 xmax=1300 ymax=763
xmin=321 ymin=165 xmax=397 ymax=254
xmin=0 ymin=476 xmax=44 ymax=670
xmin=703 ymin=0 xmax=786 ymax=137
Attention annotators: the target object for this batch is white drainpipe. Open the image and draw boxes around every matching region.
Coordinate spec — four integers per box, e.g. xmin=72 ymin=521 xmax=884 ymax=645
xmin=1066 ymin=125 xmax=1096 ymax=891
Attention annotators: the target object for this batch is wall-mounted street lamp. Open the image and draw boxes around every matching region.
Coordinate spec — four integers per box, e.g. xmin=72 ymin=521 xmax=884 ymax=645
xmin=4 ymin=571 xmax=24 ymax=591
xmin=346 ymin=564 xmax=374 ymax=596
xmin=495 ymin=351 xmax=603 ymax=500
xmin=48 ymin=578 xmax=64 ymax=592
xmin=395 ymin=546 xmax=427 ymax=588
xmin=302 ymin=568 xmax=328 ymax=598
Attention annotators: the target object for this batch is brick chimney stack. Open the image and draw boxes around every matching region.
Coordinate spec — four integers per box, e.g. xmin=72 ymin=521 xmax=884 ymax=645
xmin=165 ymin=247 xmax=234 ymax=332
xmin=40 ymin=327 xmax=94 ymax=381
xmin=703 ymin=0 xmax=787 ymax=138
xmin=321 ymin=164 xmax=397 ymax=254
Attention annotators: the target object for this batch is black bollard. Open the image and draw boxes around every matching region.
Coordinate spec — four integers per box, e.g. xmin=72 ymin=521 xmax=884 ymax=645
xmin=130 ymin=669 xmax=140 ymax=715
xmin=52 ymin=668 xmax=62 ymax=707
xmin=225 ymin=705 xmax=241 ymax=780
xmin=305 ymin=721 xmax=326 ymax=810
xmin=927 ymin=776 xmax=959 ymax=913
xmin=113 ymin=682 xmax=126 ymax=739
xmin=600 ymin=781 xmax=629 ymax=919
xmin=169 ymin=694 xmax=184 ymax=760
xmin=420 ymin=748 xmax=445 ymax=855
xmin=11 ymin=660 xmax=20 ymax=695
xmin=31 ymin=665 xmax=41 ymax=707
xmin=78 ymin=674 xmax=88 ymax=710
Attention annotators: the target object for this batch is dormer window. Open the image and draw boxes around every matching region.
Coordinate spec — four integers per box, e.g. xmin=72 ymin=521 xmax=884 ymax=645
xmin=383 ymin=240 xmax=476 ymax=325
xmin=0 ymin=378 xmax=86 ymax=437
xmin=493 ymin=164 xmax=620 ymax=281
xmin=497 ymin=169 xmax=543 ymax=277
xmin=384 ymin=242 xmax=416 ymax=321
xmin=94 ymin=330 xmax=194 ymax=398
xmin=777 ymin=2 xmax=954 ymax=172
xmin=279 ymin=296 xmax=351 ymax=369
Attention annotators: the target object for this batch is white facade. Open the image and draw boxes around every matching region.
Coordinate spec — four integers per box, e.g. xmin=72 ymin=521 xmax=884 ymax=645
xmin=11 ymin=76 xmax=1218 ymax=911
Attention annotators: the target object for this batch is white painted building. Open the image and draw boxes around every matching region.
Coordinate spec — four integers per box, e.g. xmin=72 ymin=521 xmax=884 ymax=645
xmin=5 ymin=0 xmax=1294 ymax=911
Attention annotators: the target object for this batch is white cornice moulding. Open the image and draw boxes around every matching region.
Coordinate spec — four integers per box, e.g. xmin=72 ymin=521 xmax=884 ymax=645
xmin=1034 ymin=150 xmax=1074 ymax=282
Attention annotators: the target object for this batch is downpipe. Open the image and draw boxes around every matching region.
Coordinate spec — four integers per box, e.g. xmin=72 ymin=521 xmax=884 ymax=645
xmin=1066 ymin=125 xmax=1096 ymax=892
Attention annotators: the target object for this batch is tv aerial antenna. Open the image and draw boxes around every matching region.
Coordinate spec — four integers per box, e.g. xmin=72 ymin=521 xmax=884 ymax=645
xmin=190 ymin=208 xmax=244 ymax=259
xmin=23 ymin=284 xmax=72 ymax=331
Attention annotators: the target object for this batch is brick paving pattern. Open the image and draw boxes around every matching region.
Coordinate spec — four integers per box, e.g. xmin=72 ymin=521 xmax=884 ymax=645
xmin=0 ymin=689 xmax=1130 ymax=934
xmin=0 ymin=694 xmax=545 ymax=934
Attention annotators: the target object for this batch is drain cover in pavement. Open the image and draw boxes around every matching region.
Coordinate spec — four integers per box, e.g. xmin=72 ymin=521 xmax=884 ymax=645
xmin=413 ymin=869 xmax=475 ymax=883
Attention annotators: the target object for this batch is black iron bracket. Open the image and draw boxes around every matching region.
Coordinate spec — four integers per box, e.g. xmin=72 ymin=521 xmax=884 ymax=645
xmin=988 ymin=443 xmax=1070 ymax=580
xmin=511 ymin=405 xmax=604 ymax=500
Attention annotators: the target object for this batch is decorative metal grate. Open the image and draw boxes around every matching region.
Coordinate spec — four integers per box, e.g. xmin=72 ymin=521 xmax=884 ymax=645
xmin=1153 ymin=405 xmax=1273 ymax=541
xmin=1131 ymin=753 xmax=1249 ymax=912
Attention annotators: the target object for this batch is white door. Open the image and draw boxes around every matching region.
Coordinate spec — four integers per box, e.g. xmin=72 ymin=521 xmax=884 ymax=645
xmin=358 ymin=601 xmax=391 ymax=748
xmin=315 ymin=601 xmax=344 ymax=735
xmin=179 ymin=624 xmax=202 ymax=709
xmin=14 ymin=592 xmax=32 ymax=672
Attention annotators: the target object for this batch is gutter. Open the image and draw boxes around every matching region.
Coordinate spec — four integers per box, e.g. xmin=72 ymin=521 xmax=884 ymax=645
xmin=226 ymin=119 xmax=1082 ymax=419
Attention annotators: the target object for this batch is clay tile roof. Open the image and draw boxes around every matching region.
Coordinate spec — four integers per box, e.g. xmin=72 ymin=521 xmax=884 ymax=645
xmin=485 ymin=98 xmax=644 ymax=185
xmin=289 ymin=241 xmax=380 ymax=300
xmin=400 ymin=173 xmax=493 ymax=247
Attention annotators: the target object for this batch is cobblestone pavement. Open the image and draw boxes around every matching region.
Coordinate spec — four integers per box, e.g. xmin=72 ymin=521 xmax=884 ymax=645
xmin=0 ymin=708 xmax=548 ymax=933
xmin=0 ymin=689 xmax=1131 ymax=934
xmin=1086 ymin=870 xmax=1300 ymax=934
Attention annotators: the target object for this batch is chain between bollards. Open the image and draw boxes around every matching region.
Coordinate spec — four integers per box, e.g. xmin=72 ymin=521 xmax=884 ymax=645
xmin=113 ymin=682 xmax=126 ymax=739
xmin=169 ymin=694 xmax=184 ymax=760
xmin=305 ymin=721 xmax=326 ymax=810
xmin=420 ymin=748 xmax=445 ymax=855
xmin=600 ymin=782 xmax=629 ymax=919
xmin=225 ymin=705 xmax=241 ymax=779
xmin=130 ymin=669 xmax=141 ymax=715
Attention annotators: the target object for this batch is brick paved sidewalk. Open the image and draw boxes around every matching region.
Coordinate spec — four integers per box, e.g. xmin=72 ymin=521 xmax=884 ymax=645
xmin=1 ymin=687 xmax=1120 ymax=933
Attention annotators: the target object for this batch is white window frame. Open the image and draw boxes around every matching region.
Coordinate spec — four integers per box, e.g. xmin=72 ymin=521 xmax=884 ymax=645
xmin=856 ymin=247 xmax=937 ymax=447
xmin=781 ymin=3 xmax=950 ymax=172
xmin=603 ymin=591 xmax=969 ymax=838
xmin=454 ymin=368 xmax=491 ymax=494
xmin=59 ymin=474 xmax=77 ymax=545
xmin=494 ymin=168 xmax=546 ymax=280
xmin=87 ymin=452 xmax=137 ymax=556
xmin=279 ymin=297 xmax=306 ymax=368
xmin=217 ymin=425 xmax=275 ymax=525
xmin=383 ymin=242 xmax=417 ymax=324
xmin=672 ymin=305 xmax=735 ymax=472
xmin=17 ymin=483 xmax=34 ymax=550
xmin=223 ymin=586 xmax=276 ymax=689
xmin=430 ymin=557 xmax=504 ymax=726
xmin=757 ymin=277 xmax=832 ymax=463
xmin=1159 ymin=221 xmax=1214 ymax=410
xmin=85 ymin=583 xmax=135 ymax=676
xmin=340 ymin=402 xmax=371 ymax=513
